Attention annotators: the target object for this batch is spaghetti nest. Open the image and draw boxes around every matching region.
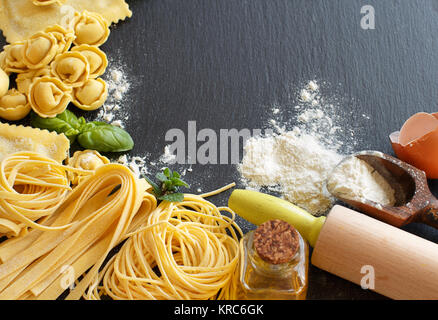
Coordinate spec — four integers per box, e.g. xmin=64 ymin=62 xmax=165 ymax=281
xmin=85 ymin=194 xmax=243 ymax=300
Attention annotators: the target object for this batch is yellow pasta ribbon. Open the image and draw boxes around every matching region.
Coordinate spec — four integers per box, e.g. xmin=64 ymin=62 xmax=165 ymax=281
xmin=0 ymin=152 xmax=86 ymax=236
xmin=0 ymin=155 xmax=156 ymax=300
xmin=83 ymin=194 xmax=242 ymax=300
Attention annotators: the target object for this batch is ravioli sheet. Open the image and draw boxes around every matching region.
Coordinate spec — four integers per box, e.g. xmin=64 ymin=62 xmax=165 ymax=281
xmin=0 ymin=0 xmax=132 ymax=43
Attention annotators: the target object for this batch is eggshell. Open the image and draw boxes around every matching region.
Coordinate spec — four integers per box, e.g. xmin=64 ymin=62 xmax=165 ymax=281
xmin=390 ymin=112 xmax=438 ymax=179
xmin=399 ymin=112 xmax=438 ymax=146
xmin=390 ymin=131 xmax=413 ymax=164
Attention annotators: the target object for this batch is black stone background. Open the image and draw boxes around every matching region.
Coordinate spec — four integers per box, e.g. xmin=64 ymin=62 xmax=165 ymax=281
xmin=2 ymin=0 xmax=438 ymax=299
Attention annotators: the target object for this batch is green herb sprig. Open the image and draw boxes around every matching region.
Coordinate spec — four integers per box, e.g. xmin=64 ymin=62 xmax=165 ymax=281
xmin=145 ymin=168 xmax=189 ymax=202
xmin=31 ymin=110 xmax=134 ymax=152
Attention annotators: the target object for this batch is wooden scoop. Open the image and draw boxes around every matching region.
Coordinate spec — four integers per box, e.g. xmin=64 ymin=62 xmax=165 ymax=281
xmin=327 ymin=150 xmax=438 ymax=229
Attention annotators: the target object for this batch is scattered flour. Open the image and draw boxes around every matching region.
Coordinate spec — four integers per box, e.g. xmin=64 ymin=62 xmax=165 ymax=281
xmin=239 ymin=80 xmax=368 ymax=216
xmin=96 ymin=56 xmax=132 ymax=129
xmin=92 ymin=53 xmax=189 ymax=181
xmin=117 ymin=154 xmax=149 ymax=178
xmin=326 ymin=156 xmax=396 ymax=206
xmin=160 ymin=145 xmax=177 ymax=164
xmin=240 ymin=128 xmax=343 ymax=215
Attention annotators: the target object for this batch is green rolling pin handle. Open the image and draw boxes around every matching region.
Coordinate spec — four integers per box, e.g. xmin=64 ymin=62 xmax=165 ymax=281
xmin=228 ymin=189 xmax=326 ymax=247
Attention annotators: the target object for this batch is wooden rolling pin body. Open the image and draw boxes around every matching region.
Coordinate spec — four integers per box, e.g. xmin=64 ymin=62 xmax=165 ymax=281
xmin=312 ymin=205 xmax=438 ymax=300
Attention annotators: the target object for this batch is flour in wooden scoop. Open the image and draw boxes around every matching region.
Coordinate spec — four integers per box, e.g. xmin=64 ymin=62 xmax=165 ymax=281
xmin=326 ymin=156 xmax=396 ymax=206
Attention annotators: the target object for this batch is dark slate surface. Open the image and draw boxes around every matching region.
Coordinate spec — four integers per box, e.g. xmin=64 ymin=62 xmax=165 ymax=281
xmin=2 ymin=0 xmax=438 ymax=299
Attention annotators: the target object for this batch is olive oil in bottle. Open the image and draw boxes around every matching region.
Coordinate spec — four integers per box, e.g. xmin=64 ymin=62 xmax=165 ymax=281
xmin=239 ymin=219 xmax=309 ymax=300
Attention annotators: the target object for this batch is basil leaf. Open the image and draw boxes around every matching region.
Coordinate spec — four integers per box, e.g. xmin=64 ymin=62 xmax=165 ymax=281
xmin=172 ymin=171 xmax=180 ymax=178
xmin=88 ymin=121 xmax=109 ymax=126
xmin=80 ymin=121 xmax=107 ymax=132
xmin=77 ymin=123 xmax=134 ymax=152
xmin=158 ymin=193 xmax=184 ymax=202
xmin=144 ymin=176 xmax=162 ymax=197
xmin=156 ymin=172 xmax=168 ymax=182
xmin=56 ymin=110 xmax=82 ymax=130
xmin=78 ymin=116 xmax=87 ymax=129
xmin=171 ymin=178 xmax=189 ymax=188
xmin=30 ymin=110 xmax=81 ymax=143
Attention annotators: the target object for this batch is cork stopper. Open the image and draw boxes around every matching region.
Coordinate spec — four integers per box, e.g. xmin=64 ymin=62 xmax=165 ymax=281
xmin=253 ymin=219 xmax=299 ymax=265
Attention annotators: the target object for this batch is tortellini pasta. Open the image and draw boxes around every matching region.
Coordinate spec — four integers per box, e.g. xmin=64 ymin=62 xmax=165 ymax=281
xmin=2 ymin=42 xmax=28 ymax=73
xmin=23 ymin=32 xmax=58 ymax=69
xmin=0 ymin=68 xmax=9 ymax=98
xmin=67 ymin=149 xmax=110 ymax=185
xmin=0 ymin=13 xmax=116 ymax=119
xmin=51 ymin=51 xmax=90 ymax=87
xmin=71 ymin=44 xmax=108 ymax=78
xmin=28 ymin=76 xmax=72 ymax=118
xmin=31 ymin=0 xmax=67 ymax=6
xmin=72 ymin=11 xmax=110 ymax=47
xmin=0 ymin=0 xmax=131 ymax=43
xmin=0 ymin=52 xmax=6 ymax=72
xmin=16 ymin=67 xmax=51 ymax=95
xmin=72 ymin=78 xmax=108 ymax=111
xmin=44 ymin=25 xmax=75 ymax=54
xmin=0 ymin=89 xmax=31 ymax=121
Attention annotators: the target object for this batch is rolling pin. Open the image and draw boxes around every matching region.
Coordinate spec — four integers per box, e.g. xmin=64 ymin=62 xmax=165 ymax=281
xmin=228 ymin=189 xmax=438 ymax=299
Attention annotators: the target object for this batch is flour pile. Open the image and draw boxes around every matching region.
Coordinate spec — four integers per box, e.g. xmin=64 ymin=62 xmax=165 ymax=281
xmin=240 ymin=128 xmax=343 ymax=215
xmin=239 ymin=80 xmax=366 ymax=216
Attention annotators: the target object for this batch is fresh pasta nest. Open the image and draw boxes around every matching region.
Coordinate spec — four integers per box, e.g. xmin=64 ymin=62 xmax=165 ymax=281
xmin=85 ymin=194 xmax=243 ymax=300
xmin=0 ymin=89 xmax=31 ymax=121
xmin=0 ymin=159 xmax=157 ymax=300
xmin=28 ymin=76 xmax=72 ymax=118
xmin=0 ymin=152 xmax=72 ymax=237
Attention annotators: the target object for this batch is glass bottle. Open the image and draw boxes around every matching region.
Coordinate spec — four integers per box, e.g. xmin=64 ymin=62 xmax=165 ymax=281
xmin=239 ymin=219 xmax=309 ymax=300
